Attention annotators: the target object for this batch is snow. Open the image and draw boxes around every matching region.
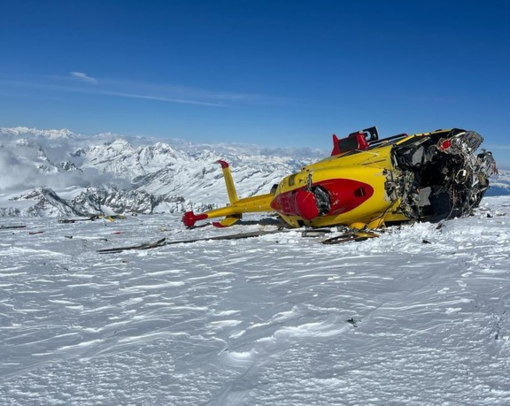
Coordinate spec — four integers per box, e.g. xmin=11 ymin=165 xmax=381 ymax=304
xmin=1 ymin=126 xmax=318 ymax=217
xmin=1 ymin=196 xmax=509 ymax=405
xmin=2 ymin=125 xmax=509 ymax=218
xmin=0 ymin=127 xmax=76 ymax=140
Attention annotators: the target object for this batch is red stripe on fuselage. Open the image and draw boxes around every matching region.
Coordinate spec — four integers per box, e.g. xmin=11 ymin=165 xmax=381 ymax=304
xmin=270 ymin=178 xmax=374 ymax=220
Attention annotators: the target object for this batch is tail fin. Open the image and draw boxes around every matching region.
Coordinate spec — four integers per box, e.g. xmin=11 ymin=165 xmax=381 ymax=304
xmin=182 ymin=160 xmax=274 ymax=228
xmin=217 ymin=160 xmax=238 ymax=204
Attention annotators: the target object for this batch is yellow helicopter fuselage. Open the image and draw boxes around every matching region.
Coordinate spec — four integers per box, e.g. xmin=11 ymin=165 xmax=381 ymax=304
xmin=182 ymin=128 xmax=496 ymax=230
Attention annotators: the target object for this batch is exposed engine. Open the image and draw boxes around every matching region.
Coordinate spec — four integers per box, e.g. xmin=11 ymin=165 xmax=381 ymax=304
xmin=392 ymin=129 xmax=497 ymax=222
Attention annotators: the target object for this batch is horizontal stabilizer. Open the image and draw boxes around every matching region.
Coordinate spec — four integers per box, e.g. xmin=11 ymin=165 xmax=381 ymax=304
xmin=212 ymin=214 xmax=243 ymax=228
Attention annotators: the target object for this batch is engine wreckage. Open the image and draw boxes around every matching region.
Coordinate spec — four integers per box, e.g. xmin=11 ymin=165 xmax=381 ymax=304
xmin=182 ymin=127 xmax=497 ymax=230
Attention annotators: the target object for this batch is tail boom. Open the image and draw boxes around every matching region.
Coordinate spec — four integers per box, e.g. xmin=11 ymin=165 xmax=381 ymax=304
xmin=182 ymin=160 xmax=274 ymax=228
xmin=182 ymin=193 xmax=274 ymax=228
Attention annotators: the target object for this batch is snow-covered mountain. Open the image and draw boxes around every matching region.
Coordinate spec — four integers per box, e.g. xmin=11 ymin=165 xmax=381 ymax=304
xmin=0 ymin=126 xmax=76 ymax=140
xmin=0 ymin=127 xmax=321 ymax=217
xmin=1 ymin=126 xmax=509 ymax=217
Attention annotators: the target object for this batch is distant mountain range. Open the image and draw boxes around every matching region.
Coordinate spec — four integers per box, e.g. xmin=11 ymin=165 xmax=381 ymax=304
xmin=0 ymin=126 xmax=508 ymax=217
xmin=0 ymin=127 xmax=322 ymax=217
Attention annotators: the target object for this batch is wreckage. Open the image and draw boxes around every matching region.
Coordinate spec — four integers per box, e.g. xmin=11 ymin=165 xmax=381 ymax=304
xmin=182 ymin=127 xmax=497 ymax=230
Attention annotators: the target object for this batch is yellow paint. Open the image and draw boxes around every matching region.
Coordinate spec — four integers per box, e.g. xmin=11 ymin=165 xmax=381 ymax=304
xmin=196 ymin=131 xmax=444 ymax=229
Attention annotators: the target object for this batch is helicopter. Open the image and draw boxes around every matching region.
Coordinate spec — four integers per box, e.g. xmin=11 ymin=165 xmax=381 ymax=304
xmin=182 ymin=127 xmax=497 ymax=231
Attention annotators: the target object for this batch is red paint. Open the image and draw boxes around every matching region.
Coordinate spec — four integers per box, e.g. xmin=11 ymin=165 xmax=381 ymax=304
xmin=320 ymin=179 xmax=373 ymax=215
xmin=271 ymin=189 xmax=319 ymax=220
xmin=271 ymin=189 xmax=320 ymax=220
xmin=182 ymin=211 xmax=208 ymax=227
xmin=294 ymin=189 xmax=319 ymax=220
xmin=331 ymin=134 xmax=340 ymax=156
xmin=270 ymin=178 xmax=374 ymax=220
xmin=439 ymin=139 xmax=452 ymax=151
xmin=331 ymin=133 xmax=369 ymax=156
xmin=216 ymin=160 xmax=229 ymax=169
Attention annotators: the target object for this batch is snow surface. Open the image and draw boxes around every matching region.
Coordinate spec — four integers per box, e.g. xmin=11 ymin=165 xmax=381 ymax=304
xmin=1 ymin=197 xmax=510 ymax=405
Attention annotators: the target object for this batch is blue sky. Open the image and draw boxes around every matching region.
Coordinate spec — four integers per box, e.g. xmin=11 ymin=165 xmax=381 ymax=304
xmin=1 ymin=0 xmax=509 ymax=167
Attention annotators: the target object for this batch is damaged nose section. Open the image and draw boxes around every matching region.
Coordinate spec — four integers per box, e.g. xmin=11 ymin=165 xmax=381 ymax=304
xmin=391 ymin=129 xmax=498 ymax=221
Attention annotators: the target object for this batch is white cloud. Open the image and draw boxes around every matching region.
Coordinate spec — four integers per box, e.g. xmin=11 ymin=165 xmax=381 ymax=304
xmin=0 ymin=147 xmax=130 ymax=193
xmin=0 ymin=149 xmax=40 ymax=191
xmin=3 ymin=72 xmax=286 ymax=108
xmin=98 ymin=90 xmax=225 ymax=107
xmin=70 ymin=71 xmax=98 ymax=85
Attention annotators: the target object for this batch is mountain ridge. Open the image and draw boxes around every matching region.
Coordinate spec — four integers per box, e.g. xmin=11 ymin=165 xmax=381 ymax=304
xmin=1 ymin=126 xmax=509 ymax=217
xmin=0 ymin=126 xmax=315 ymax=217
